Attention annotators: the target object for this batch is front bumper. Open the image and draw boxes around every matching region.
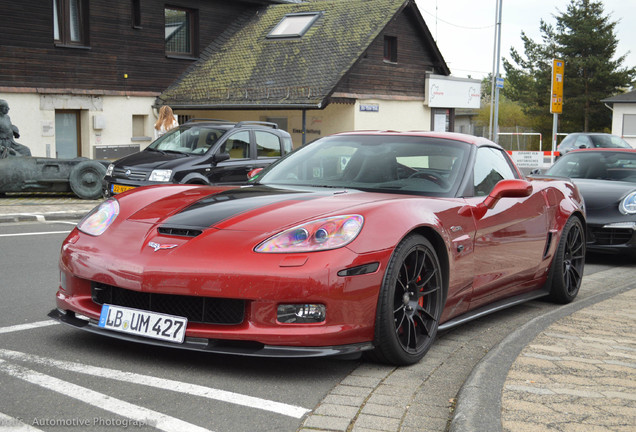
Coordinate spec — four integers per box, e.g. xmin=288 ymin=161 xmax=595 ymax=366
xmin=586 ymin=221 xmax=636 ymax=255
xmin=48 ymin=309 xmax=373 ymax=358
xmin=55 ymin=226 xmax=391 ymax=352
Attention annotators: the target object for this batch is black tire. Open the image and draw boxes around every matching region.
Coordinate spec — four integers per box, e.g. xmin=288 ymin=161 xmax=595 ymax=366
xmin=366 ymin=234 xmax=444 ymax=365
xmin=546 ymin=217 xmax=585 ymax=304
xmin=69 ymin=160 xmax=106 ymax=200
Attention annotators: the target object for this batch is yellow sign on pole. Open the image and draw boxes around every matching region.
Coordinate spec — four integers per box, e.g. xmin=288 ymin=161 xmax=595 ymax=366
xmin=551 ymin=59 xmax=564 ymax=114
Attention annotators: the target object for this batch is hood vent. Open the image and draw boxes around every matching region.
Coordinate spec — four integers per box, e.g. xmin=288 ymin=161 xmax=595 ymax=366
xmin=158 ymin=226 xmax=203 ymax=237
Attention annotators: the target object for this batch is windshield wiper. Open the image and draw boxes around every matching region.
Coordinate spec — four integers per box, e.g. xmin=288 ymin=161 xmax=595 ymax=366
xmin=162 ymin=150 xmax=191 ymax=156
xmin=145 ymin=147 xmax=166 ymax=155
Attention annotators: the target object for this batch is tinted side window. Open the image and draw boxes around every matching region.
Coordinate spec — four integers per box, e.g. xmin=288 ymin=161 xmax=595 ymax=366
xmin=473 ymin=147 xmax=517 ymax=196
xmin=255 ymin=131 xmax=282 ymax=158
xmin=221 ymin=131 xmax=250 ymax=159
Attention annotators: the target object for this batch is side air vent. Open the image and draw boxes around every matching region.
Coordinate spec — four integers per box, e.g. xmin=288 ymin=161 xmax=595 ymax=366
xmin=543 ymin=232 xmax=553 ymax=259
xmin=158 ymin=227 xmax=203 ymax=237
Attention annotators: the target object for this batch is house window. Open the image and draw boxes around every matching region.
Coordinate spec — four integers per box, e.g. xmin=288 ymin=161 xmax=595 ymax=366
xmin=131 ymin=0 xmax=142 ymax=29
xmin=384 ymin=36 xmax=397 ymax=63
xmin=132 ymin=115 xmax=148 ymax=140
xmin=53 ymin=0 xmax=89 ymax=46
xmin=623 ymin=114 xmax=636 ymax=137
xmin=165 ymin=7 xmax=196 ymax=56
xmin=267 ymin=12 xmax=321 ymax=38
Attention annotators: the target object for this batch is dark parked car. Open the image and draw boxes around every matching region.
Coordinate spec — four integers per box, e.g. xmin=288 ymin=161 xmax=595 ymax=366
xmin=557 ymin=133 xmax=632 ymax=156
xmin=103 ymin=120 xmax=293 ymax=196
xmin=542 ymin=148 xmax=636 ymax=257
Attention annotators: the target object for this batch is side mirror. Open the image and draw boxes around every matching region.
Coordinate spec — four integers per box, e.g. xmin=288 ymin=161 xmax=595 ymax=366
xmin=247 ymin=167 xmax=263 ymax=181
xmin=213 ymin=152 xmax=230 ymax=163
xmin=459 ymin=179 xmax=533 ymax=219
xmin=483 ymin=179 xmax=532 ymax=208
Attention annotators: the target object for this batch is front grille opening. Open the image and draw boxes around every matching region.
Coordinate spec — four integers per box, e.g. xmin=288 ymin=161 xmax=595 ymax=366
xmin=92 ymin=283 xmax=244 ymax=325
xmin=588 ymin=227 xmax=632 ymax=245
xmin=113 ymin=168 xmax=147 ymax=181
xmin=158 ymin=226 xmax=203 ymax=237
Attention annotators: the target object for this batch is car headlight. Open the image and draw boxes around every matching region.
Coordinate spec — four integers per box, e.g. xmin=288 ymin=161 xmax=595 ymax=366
xmin=77 ymin=198 xmax=120 ymax=236
xmin=149 ymin=169 xmax=172 ymax=182
xmin=105 ymin=163 xmax=114 ymax=177
xmin=255 ymin=215 xmax=364 ymax=253
xmin=619 ymin=191 xmax=636 ymax=215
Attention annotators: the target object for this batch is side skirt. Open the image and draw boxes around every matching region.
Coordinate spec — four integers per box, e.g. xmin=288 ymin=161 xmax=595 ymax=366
xmin=438 ymin=288 xmax=550 ymax=332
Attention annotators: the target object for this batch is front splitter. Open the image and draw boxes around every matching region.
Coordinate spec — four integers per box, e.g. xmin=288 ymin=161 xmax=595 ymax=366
xmin=48 ymin=309 xmax=373 ymax=358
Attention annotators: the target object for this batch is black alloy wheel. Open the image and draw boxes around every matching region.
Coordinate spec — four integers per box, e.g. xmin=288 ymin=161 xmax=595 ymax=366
xmin=367 ymin=234 xmax=443 ymax=365
xmin=547 ymin=217 xmax=585 ymax=304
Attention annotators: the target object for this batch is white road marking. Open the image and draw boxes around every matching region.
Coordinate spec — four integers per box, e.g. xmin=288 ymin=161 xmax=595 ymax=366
xmin=0 ymin=358 xmax=212 ymax=432
xmin=0 ymin=412 xmax=43 ymax=431
xmin=0 ymin=231 xmax=71 ymax=237
xmin=0 ymin=321 xmax=59 ymax=335
xmin=0 ymin=349 xmax=311 ymax=419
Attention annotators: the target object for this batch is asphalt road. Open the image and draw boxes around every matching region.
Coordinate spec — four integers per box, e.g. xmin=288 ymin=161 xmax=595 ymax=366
xmin=0 ymin=220 xmax=632 ymax=431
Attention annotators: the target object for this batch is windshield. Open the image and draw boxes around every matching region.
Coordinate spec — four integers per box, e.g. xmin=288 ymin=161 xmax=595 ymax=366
xmin=148 ymin=125 xmax=227 ymax=155
xmin=256 ymin=135 xmax=471 ymax=196
xmin=546 ymin=151 xmax=636 ymax=182
xmin=589 ymin=135 xmax=632 ymax=149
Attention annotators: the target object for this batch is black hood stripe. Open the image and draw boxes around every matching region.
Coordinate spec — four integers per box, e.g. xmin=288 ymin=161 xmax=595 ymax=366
xmin=161 ymin=186 xmax=320 ymax=229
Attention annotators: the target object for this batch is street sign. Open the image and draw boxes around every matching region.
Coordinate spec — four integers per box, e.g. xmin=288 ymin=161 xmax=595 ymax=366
xmin=496 ymin=77 xmax=504 ymax=89
xmin=550 ymin=59 xmax=564 ymax=114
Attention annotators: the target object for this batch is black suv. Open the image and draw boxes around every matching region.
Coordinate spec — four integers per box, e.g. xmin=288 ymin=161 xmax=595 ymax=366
xmin=103 ymin=119 xmax=292 ymax=196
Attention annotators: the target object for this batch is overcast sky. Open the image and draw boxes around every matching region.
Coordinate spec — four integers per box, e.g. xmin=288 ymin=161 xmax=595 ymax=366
xmin=414 ymin=0 xmax=636 ymax=80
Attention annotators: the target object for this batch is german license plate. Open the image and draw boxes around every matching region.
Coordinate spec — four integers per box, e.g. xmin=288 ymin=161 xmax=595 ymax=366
xmin=111 ymin=184 xmax=135 ymax=194
xmin=98 ymin=304 xmax=187 ymax=343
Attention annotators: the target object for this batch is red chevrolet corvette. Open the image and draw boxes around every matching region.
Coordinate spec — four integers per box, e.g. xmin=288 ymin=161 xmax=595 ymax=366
xmin=50 ymin=131 xmax=585 ymax=365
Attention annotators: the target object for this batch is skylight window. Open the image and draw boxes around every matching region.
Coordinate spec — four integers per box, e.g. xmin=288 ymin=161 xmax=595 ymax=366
xmin=268 ymin=12 xmax=321 ymax=38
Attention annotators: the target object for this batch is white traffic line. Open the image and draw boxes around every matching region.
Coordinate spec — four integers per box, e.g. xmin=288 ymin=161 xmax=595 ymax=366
xmin=0 ymin=412 xmax=43 ymax=431
xmin=0 ymin=349 xmax=311 ymax=419
xmin=0 ymin=230 xmax=71 ymax=237
xmin=0 ymin=321 xmax=59 ymax=335
xmin=0 ymin=358 xmax=212 ymax=432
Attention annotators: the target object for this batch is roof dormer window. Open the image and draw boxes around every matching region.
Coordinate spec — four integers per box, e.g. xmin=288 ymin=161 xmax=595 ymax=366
xmin=267 ymin=12 xmax=321 ymax=39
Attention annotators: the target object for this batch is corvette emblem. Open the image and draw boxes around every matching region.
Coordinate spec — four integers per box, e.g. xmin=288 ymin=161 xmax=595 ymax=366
xmin=148 ymin=241 xmax=178 ymax=252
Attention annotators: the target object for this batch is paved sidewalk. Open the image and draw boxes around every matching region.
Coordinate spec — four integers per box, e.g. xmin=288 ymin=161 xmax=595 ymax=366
xmin=501 ymin=289 xmax=635 ymax=432
xmin=1 ymin=193 xmax=635 ymax=432
xmin=299 ymin=269 xmax=635 ymax=432
xmin=0 ymin=192 xmax=100 ymax=223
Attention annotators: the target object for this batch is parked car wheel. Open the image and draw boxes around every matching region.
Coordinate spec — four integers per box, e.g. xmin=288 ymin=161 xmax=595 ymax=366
xmin=69 ymin=160 xmax=107 ymax=200
xmin=368 ymin=234 xmax=444 ymax=365
xmin=547 ymin=217 xmax=585 ymax=304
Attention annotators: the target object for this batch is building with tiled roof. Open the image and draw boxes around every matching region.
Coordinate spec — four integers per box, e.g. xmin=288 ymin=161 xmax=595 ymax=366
xmin=160 ymin=0 xmax=481 ymax=146
xmin=602 ymin=89 xmax=636 ymax=146
xmin=1 ymin=0 xmax=481 ymax=159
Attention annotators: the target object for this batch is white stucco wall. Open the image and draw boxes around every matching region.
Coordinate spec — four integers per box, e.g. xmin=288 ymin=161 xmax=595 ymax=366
xmin=0 ymin=93 xmax=156 ymax=158
xmin=353 ymin=99 xmax=430 ymax=131
xmin=1 ymin=93 xmax=50 ymax=157
xmin=3 ymin=93 xmax=437 ymax=158
xmin=98 ymin=96 xmax=157 ymax=153
xmin=611 ymin=103 xmax=636 ymax=148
